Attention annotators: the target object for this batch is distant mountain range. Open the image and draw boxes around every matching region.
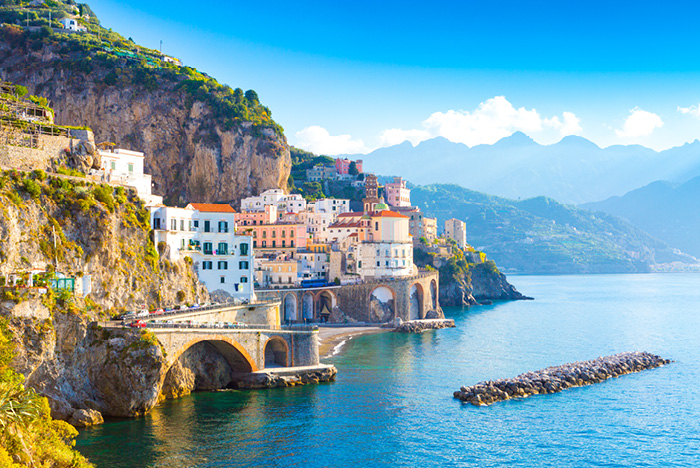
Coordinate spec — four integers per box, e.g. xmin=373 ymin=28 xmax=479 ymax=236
xmin=345 ymin=133 xmax=700 ymax=204
xmin=581 ymin=176 xmax=700 ymax=258
xmin=411 ymin=184 xmax=698 ymax=274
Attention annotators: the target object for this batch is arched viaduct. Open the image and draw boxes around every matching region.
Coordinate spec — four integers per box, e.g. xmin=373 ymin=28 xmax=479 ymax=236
xmin=257 ymin=270 xmax=441 ymax=324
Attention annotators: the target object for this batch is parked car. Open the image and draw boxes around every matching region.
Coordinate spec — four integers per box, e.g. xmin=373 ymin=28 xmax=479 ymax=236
xmin=136 ymin=310 xmax=149 ymax=318
xmin=151 ymin=308 xmax=164 ymax=315
xmin=129 ymin=320 xmax=146 ymax=328
xmin=121 ymin=312 xmax=137 ymax=321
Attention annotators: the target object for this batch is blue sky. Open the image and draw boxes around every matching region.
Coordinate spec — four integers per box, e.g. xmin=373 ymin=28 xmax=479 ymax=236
xmin=88 ymin=0 xmax=700 ymax=153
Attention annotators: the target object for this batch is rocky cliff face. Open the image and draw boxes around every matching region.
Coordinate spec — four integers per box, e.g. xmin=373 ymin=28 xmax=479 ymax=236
xmin=0 ymin=30 xmax=291 ymax=205
xmin=414 ymin=246 xmax=531 ymax=307
xmin=0 ymin=171 xmax=209 ymax=419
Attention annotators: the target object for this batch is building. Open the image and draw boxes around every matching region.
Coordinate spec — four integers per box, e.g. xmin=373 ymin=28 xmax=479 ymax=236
xmin=241 ymin=223 xmax=307 ymax=251
xmin=445 ymin=218 xmax=467 ymax=249
xmin=335 ymin=158 xmax=363 ymax=175
xmin=150 ymin=203 xmax=255 ymax=301
xmin=59 ymin=18 xmax=87 ymax=32
xmin=96 ymin=148 xmax=162 ymax=205
xmin=306 ymin=165 xmax=336 ymax=182
xmin=363 ymin=174 xmax=380 ymax=212
xmin=385 ymin=177 xmax=411 ymax=207
xmin=235 ymin=205 xmax=277 ymax=226
xmin=295 ymin=251 xmax=329 ymax=281
xmin=240 ymin=189 xmax=306 ymax=214
xmin=309 ymin=198 xmax=350 ymax=215
xmin=401 ymin=208 xmax=437 ymax=244
xmin=255 ymin=258 xmax=297 ymax=287
xmin=331 ymin=207 xmax=415 ymax=279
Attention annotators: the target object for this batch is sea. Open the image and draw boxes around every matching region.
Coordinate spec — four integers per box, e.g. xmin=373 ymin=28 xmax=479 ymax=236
xmin=75 ymin=273 xmax=700 ymax=467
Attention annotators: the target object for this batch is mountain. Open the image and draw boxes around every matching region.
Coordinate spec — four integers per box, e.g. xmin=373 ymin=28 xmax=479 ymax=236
xmin=346 ymin=134 xmax=700 ymax=205
xmin=581 ymin=176 xmax=700 ymax=258
xmin=0 ymin=1 xmax=290 ymax=205
xmin=411 ymin=184 xmax=698 ymax=274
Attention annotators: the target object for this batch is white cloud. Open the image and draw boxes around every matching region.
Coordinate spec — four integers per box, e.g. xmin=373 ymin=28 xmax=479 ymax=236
xmin=376 ymin=96 xmax=582 ymax=148
xmin=678 ymin=104 xmax=700 ymax=117
xmin=294 ymin=125 xmax=368 ymax=155
xmin=615 ymin=107 xmax=663 ymax=138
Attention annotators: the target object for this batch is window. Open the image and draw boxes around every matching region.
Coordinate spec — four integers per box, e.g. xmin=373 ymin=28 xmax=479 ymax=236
xmin=203 ymin=242 xmax=213 ymax=255
xmin=272 ymin=230 xmax=276 ymax=238
xmin=385 ymin=261 xmax=389 ymax=266
xmin=272 ymin=240 xmax=276 ymax=248
xmin=288 ymin=266 xmax=292 ymax=272
xmin=110 ymin=161 xmax=116 ymax=171
xmin=220 ymin=276 xmax=226 ymax=284
xmin=218 ymin=221 xmax=228 ymax=233
xmin=262 ymin=240 xmax=267 ymax=247
xmin=290 ymin=240 xmax=294 ymax=247
xmin=375 ymin=222 xmax=379 ymax=230
xmin=204 ymin=220 xmax=211 ymax=233
xmin=202 ymin=261 xmax=213 ymax=270
xmin=253 ymin=241 xmax=258 ymax=248
xmin=218 ymin=261 xmax=228 ymax=270
xmin=193 ymin=220 xmax=199 ymax=229
xmin=281 ymin=230 xmax=286 ymax=238
xmin=358 ymin=261 xmax=362 ymax=268
xmin=239 ymin=261 xmax=249 ymax=269
xmin=154 ymin=218 xmax=161 ymax=229
xmin=180 ymin=219 xmax=185 ymax=231
xmin=290 ymin=230 xmax=295 ymax=237
xmin=282 ymin=240 xmax=286 ymax=248
xmin=218 ymin=242 xmax=228 ymax=255
xmin=170 ymin=219 xmax=177 ymax=231
xmin=240 ymin=243 xmax=249 ymax=256
xmin=263 ymin=231 xmax=267 ymax=238
xmin=189 ymin=220 xmax=194 ymax=231
xmin=128 ymin=163 xmax=134 ymax=174
xmin=241 ymin=276 xmax=248 ymax=283
xmin=376 ymin=261 xmax=380 ymax=267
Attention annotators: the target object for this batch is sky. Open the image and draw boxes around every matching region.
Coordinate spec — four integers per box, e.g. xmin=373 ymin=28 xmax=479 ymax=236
xmin=87 ymin=0 xmax=700 ymax=154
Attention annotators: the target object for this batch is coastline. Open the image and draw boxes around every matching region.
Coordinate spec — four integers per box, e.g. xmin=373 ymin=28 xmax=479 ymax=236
xmin=318 ymin=326 xmax=389 ymax=359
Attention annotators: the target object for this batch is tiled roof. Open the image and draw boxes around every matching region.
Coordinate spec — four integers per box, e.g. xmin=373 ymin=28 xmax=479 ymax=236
xmin=371 ymin=210 xmax=409 ymax=219
xmin=188 ymin=203 xmax=236 ymax=213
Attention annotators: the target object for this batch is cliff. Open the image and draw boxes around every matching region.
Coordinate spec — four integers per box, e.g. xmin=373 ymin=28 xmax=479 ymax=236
xmin=414 ymin=245 xmax=530 ymax=307
xmin=0 ymin=23 xmax=291 ymax=205
xmin=0 ymin=168 xmax=210 ymax=420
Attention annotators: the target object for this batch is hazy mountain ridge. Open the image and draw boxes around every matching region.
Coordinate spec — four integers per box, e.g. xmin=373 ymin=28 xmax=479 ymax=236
xmin=347 ymin=134 xmax=700 ymax=204
xmin=411 ymin=184 xmax=697 ymax=274
xmin=581 ymin=176 xmax=700 ymax=258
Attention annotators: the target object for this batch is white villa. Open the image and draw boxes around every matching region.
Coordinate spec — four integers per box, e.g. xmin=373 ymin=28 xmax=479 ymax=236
xmin=149 ymin=203 xmax=254 ymax=301
xmin=96 ymin=148 xmax=162 ymax=205
xmin=240 ymin=189 xmax=307 ymax=214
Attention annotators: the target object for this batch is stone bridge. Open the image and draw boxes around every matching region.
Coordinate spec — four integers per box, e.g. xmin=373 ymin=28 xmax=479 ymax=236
xmin=257 ymin=270 xmax=440 ymax=324
xmin=150 ymin=326 xmax=319 ymax=372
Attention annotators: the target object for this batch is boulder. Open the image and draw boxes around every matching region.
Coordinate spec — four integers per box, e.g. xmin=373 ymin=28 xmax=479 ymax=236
xmin=69 ymin=409 xmax=104 ymax=427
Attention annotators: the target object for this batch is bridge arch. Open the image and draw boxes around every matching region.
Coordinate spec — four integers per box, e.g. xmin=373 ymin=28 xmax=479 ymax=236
xmin=302 ymin=292 xmax=314 ymax=320
xmin=283 ymin=293 xmax=298 ymax=322
xmin=168 ymin=336 xmax=258 ymax=373
xmin=264 ymin=336 xmax=290 ymax=368
xmin=315 ymin=289 xmax=337 ymax=321
xmin=369 ymin=285 xmax=397 ymax=323
xmin=430 ymin=279 xmax=438 ymax=309
xmin=409 ymin=282 xmax=424 ymax=320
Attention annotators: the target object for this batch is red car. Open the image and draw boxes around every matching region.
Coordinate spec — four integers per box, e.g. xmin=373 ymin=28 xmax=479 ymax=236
xmin=129 ymin=320 xmax=147 ymax=328
xmin=151 ymin=308 xmax=164 ymax=315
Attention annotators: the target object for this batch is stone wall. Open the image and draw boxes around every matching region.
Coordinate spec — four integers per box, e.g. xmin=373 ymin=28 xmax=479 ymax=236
xmin=155 ymin=302 xmax=281 ymax=327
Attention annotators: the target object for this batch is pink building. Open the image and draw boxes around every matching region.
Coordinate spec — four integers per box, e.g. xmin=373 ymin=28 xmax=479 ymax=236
xmin=335 ymin=158 xmax=363 ymax=175
xmin=385 ymin=177 xmax=411 ymax=207
xmin=240 ymin=224 xmax=307 ymax=251
xmin=234 ymin=205 xmax=278 ymax=226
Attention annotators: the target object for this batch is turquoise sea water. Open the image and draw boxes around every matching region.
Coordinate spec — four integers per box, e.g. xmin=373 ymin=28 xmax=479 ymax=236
xmin=76 ymin=274 xmax=700 ymax=467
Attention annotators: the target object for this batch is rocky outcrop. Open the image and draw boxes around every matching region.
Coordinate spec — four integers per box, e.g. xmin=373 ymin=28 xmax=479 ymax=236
xmin=0 ymin=32 xmax=291 ymax=205
xmin=231 ymin=365 xmax=337 ymax=389
xmin=394 ymin=318 xmax=455 ymax=333
xmin=454 ymin=352 xmax=671 ymax=406
xmin=469 ymin=264 xmax=532 ymax=302
xmin=69 ymin=409 xmax=104 ymax=427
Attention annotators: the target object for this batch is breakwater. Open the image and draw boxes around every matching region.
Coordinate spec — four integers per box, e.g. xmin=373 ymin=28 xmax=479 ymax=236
xmin=394 ymin=318 xmax=455 ymax=333
xmin=454 ymin=351 xmax=671 ymax=406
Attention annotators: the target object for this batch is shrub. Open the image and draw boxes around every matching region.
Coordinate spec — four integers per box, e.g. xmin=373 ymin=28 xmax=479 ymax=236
xmin=92 ymin=184 xmax=115 ymax=212
xmin=22 ymin=178 xmax=41 ymax=199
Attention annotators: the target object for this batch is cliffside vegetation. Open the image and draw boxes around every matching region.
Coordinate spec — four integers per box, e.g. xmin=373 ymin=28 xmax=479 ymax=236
xmin=0 ymin=0 xmax=291 ymax=205
xmin=0 ymin=317 xmax=92 ymax=468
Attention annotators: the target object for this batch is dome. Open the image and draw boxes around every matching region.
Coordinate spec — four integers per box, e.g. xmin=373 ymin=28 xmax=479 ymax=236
xmin=374 ymin=202 xmax=389 ymax=211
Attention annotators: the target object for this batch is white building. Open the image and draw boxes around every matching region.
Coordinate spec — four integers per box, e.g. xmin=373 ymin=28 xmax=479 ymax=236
xmin=97 ymin=148 xmax=162 ymax=205
xmin=310 ymin=198 xmax=350 ymax=215
xmin=295 ymin=251 xmax=328 ymax=281
xmin=240 ymin=189 xmax=306 ymax=214
xmin=445 ymin=218 xmax=467 ymax=249
xmin=59 ymin=18 xmax=87 ymax=32
xmin=150 ymin=203 xmax=255 ymax=301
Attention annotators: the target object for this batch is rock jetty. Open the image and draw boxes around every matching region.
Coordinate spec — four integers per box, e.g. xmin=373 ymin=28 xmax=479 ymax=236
xmin=395 ymin=319 xmax=456 ymax=333
xmin=454 ymin=352 xmax=671 ymax=406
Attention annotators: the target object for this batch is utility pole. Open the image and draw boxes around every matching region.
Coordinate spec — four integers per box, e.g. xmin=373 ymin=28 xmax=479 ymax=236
xmin=52 ymin=225 xmax=58 ymax=272
xmin=48 ymin=11 xmax=51 ymax=27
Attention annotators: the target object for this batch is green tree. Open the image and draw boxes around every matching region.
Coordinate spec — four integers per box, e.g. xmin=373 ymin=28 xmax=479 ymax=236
xmin=349 ymin=161 xmax=359 ymax=176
